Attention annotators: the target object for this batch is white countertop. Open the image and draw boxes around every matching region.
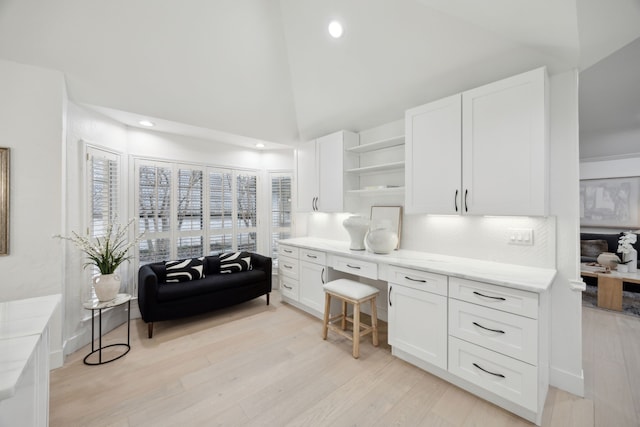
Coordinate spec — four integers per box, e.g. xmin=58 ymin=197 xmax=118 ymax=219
xmin=0 ymin=294 xmax=60 ymax=401
xmin=279 ymin=237 xmax=556 ymax=293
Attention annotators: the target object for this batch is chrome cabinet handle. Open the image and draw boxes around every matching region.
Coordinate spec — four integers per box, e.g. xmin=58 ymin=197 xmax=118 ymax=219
xmin=404 ymin=276 xmax=426 ymax=283
xmin=347 ymin=264 xmax=361 ymax=269
xmin=321 ymin=267 xmax=325 ymax=284
xmin=284 ymin=249 xmax=292 ymax=253
xmin=455 ymin=189 xmax=459 ymax=212
xmin=306 ymin=254 xmax=318 ymax=259
xmin=283 ymin=265 xmax=293 ymax=269
xmin=473 ymin=291 xmax=506 ymax=301
xmin=473 ymin=363 xmax=505 ymax=378
xmin=473 ymin=321 xmax=505 ymax=334
xmin=389 ymin=286 xmax=392 ymax=307
xmin=283 ymin=284 xmax=293 ymax=290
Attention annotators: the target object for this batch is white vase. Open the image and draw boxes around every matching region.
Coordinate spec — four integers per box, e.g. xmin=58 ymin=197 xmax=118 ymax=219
xmin=343 ymin=216 xmax=370 ymax=251
xmin=597 ymin=252 xmax=619 ymax=269
xmin=625 ymin=248 xmax=637 ymax=273
xmin=93 ymin=273 xmax=121 ymax=301
xmin=365 ymin=228 xmax=398 ymax=254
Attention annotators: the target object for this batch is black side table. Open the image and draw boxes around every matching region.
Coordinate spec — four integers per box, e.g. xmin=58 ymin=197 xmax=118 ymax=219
xmin=83 ymin=293 xmax=131 ymax=365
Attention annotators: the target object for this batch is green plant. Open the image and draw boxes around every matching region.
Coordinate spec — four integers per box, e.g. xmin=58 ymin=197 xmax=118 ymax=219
xmin=55 ymin=219 xmax=144 ymax=274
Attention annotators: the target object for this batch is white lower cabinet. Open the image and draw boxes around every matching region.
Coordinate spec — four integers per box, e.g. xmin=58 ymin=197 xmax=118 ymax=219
xmin=299 ymin=260 xmax=326 ymax=315
xmin=387 ymin=269 xmax=447 ymax=370
xmin=449 ymin=336 xmax=538 ymax=411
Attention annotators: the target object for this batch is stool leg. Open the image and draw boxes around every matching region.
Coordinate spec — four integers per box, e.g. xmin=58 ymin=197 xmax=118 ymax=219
xmin=341 ymin=300 xmax=347 ymax=330
xmin=353 ymin=302 xmax=360 ymax=359
xmin=322 ymin=293 xmax=331 ymax=340
xmin=370 ymin=298 xmax=379 ymax=347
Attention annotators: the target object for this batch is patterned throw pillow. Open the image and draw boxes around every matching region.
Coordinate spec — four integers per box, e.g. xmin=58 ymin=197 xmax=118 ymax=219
xmin=219 ymin=252 xmax=252 ymax=273
xmin=165 ymin=257 xmax=205 ymax=283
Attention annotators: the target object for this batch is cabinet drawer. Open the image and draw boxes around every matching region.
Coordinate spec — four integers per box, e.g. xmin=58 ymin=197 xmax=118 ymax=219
xmin=387 ymin=265 xmax=447 ymax=296
xmin=449 ymin=337 xmax=537 ymax=411
xmin=300 ymin=248 xmax=326 ymax=265
xmin=278 ymin=256 xmax=299 ymax=280
xmin=280 ymin=276 xmax=299 ymax=300
xmin=332 ymin=256 xmax=378 ymax=280
xmin=449 ymin=299 xmax=538 ymax=365
xmin=449 ymin=277 xmax=538 ymax=319
xmin=278 ymin=245 xmax=299 ymax=258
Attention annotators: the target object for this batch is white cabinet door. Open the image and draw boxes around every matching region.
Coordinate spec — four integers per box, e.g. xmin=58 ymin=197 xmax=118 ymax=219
xmin=405 ymin=94 xmax=462 ymax=214
xmin=299 ymin=261 xmax=326 ymax=315
xmin=388 ymin=283 xmax=447 ymax=369
xmin=462 ymin=67 xmax=547 ymax=216
xmin=317 ymin=132 xmax=344 ymax=212
xmin=295 ymin=140 xmax=318 ymax=212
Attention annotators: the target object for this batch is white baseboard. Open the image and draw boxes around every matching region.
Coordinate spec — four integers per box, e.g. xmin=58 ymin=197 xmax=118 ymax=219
xmin=550 ymin=366 xmax=584 ymax=397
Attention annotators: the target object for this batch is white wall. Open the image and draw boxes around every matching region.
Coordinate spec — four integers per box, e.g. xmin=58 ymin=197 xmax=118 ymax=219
xmin=580 ymin=127 xmax=640 ymax=160
xmin=0 ymin=59 xmax=65 ymax=366
xmin=299 ymin=69 xmax=585 ymax=396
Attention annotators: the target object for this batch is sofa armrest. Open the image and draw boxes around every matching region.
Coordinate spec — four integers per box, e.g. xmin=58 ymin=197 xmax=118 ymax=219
xmin=251 ymin=253 xmax=272 ymax=280
xmin=138 ymin=264 xmax=160 ymax=320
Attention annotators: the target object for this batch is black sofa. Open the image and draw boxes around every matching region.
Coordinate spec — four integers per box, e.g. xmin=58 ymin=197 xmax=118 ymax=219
xmin=138 ymin=252 xmax=272 ymax=338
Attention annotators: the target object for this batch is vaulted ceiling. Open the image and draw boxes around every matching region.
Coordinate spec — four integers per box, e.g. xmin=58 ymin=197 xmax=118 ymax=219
xmin=0 ymin=0 xmax=639 ymax=147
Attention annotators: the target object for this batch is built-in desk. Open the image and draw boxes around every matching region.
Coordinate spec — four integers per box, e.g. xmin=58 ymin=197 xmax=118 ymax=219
xmin=0 ymin=294 xmax=60 ymax=427
xmin=278 ymin=237 xmax=556 ymax=425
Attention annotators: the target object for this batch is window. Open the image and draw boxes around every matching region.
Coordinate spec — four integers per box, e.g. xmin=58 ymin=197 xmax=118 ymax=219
xmin=270 ymin=172 xmax=292 ymax=263
xmin=137 ymin=162 xmax=172 ymax=264
xmin=135 ymin=160 xmax=259 ymax=266
xmin=86 ymin=146 xmax=121 ymax=298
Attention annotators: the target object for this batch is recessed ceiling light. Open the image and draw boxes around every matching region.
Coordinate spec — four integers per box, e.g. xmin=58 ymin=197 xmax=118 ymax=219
xmin=255 ymin=143 xmax=265 ymax=148
xmin=139 ymin=120 xmax=155 ymax=127
xmin=328 ymin=20 xmax=343 ymax=38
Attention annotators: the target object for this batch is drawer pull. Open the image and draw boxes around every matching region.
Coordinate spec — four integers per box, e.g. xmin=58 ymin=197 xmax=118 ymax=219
xmin=472 ymin=321 xmax=505 ymax=334
xmin=472 ymin=363 xmax=505 ymax=378
xmin=283 ymin=265 xmax=293 ymax=269
xmin=283 ymin=284 xmax=293 ymax=290
xmin=389 ymin=286 xmax=393 ymax=307
xmin=404 ymin=276 xmax=426 ymax=283
xmin=306 ymin=254 xmax=318 ymax=259
xmin=473 ymin=291 xmax=506 ymax=301
xmin=347 ymin=264 xmax=361 ymax=269
xmin=283 ymin=249 xmax=293 ymax=253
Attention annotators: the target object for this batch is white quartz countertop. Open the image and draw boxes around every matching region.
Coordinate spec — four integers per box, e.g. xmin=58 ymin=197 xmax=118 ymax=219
xmin=0 ymin=294 xmax=60 ymax=401
xmin=279 ymin=237 xmax=556 ymax=293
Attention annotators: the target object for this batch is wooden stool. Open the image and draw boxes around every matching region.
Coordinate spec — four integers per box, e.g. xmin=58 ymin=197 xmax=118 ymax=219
xmin=322 ymin=279 xmax=380 ymax=359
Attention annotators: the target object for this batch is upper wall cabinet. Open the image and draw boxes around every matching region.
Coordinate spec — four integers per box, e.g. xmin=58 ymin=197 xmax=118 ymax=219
xmin=296 ymin=130 xmax=358 ymax=212
xmin=405 ymin=67 xmax=548 ymax=216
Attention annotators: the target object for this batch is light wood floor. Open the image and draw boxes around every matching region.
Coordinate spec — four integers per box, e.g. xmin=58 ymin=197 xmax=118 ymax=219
xmin=49 ymin=292 xmax=638 ymax=426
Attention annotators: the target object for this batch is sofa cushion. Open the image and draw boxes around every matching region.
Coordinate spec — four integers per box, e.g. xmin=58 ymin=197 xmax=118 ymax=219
xmin=165 ymin=257 xmax=205 ymax=283
xmin=219 ymin=251 xmax=252 ymax=273
xmin=156 ymin=270 xmax=266 ymax=302
xmin=580 ymin=239 xmax=609 ymax=258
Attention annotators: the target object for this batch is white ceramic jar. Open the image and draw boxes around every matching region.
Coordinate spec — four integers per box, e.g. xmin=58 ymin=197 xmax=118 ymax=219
xmin=365 ymin=228 xmax=398 ymax=254
xmin=343 ymin=215 xmax=370 ymax=250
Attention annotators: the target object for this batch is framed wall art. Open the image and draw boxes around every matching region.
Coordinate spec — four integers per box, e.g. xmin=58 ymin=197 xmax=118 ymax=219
xmin=370 ymin=205 xmax=403 ymax=249
xmin=0 ymin=147 xmax=8 ymax=255
xmin=580 ymin=176 xmax=640 ymax=228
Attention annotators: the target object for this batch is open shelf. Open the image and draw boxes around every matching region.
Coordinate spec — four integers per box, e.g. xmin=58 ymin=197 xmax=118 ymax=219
xmin=346 ymin=161 xmax=405 ymax=174
xmin=346 ymin=135 xmax=404 ymax=153
xmin=347 ymin=186 xmax=405 ymax=195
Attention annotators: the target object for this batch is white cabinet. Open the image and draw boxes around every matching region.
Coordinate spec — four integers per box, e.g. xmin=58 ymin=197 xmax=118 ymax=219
xmin=405 ymin=67 xmax=548 ymax=216
xmin=405 ymin=94 xmax=461 ymax=214
xmin=448 ymin=277 xmax=548 ymax=423
xmin=299 ymin=258 xmax=327 ymax=315
xmin=387 ymin=268 xmax=448 ymax=370
xmin=295 ymin=130 xmax=358 ymax=212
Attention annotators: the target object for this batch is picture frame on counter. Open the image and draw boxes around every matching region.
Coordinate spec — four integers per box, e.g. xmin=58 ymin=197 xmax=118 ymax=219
xmin=370 ymin=205 xmax=402 ymax=249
